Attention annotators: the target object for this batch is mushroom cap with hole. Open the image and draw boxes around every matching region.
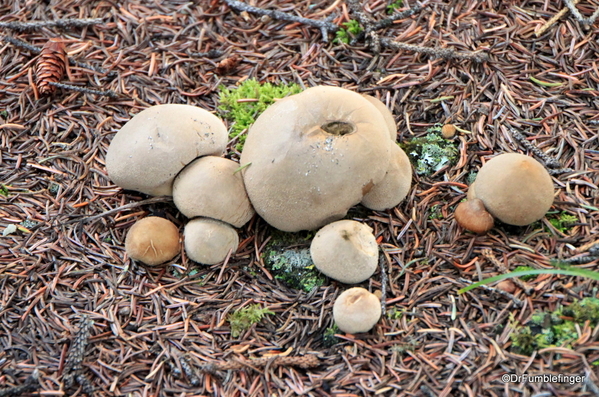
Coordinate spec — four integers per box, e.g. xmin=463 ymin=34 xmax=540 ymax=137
xmin=240 ymin=86 xmax=392 ymax=232
xmin=173 ymin=156 xmax=255 ymax=227
xmin=362 ymin=95 xmax=397 ymax=141
xmin=184 ymin=218 xmax=239 ymax=265
xmin=333 ymin=287 xmax=382 ymax=334
xmin=471 ymin=153 xmax=554 ymax=226
xmin=310 ymin=220 xmax=378 ymax=284
xmin=361 ymin=142 xmax=412 ymax=211
xmin=454 ymin=198 xmax=494 ymax=234
xmin=106 ymin=104 xmax=228 ymax=196
xmin=125 ymin=216 xmax=180 ymax=266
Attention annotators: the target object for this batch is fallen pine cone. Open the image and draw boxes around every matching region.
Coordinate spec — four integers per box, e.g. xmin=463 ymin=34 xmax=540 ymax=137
xmin=35 ymin=39 xmax=67 ymax=95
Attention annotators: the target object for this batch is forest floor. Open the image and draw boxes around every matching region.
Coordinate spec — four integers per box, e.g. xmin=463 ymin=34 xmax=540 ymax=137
xmin=1 ymin=0 xmax=599 ymax=396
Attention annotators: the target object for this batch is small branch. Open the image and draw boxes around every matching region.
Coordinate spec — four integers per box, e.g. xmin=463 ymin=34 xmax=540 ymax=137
xmin=179 ymin=356 xmax=200 ymax=386
xmin=459 ymin=277 xmax=524 ymax=307
xmin=0 ymin=18 xmax=103 ymax=32
xmin=197 ymin=355 xmax=319 ymax=373
xmin=380 ymin=38 xmax=489 ymax=62
xmin=0 ymin=370 xmax=39 ymax=397
xmin=564 ymin=0 xmax=599 ymax=27
xmin=223 ymin=0 xmax=338 ymax=41
xmin=374 ymin=5 xmax=424 ymax=30
xmin=66 ymin=196 xmax=173 ymax=225
xmin=535 ymin=0 xmax=581 ymax=37
xmin=482 ymin=249 xmax=532 ymax=296
xmin=379 ymin=251 xmax=389 ymax=315
xmin=63 ymin=315 xmax=94 ymax=392
xmin=188 ymin=49 xmax=225 ymax=58
xmin=49 ymin=82 xmax=118 ymax=98
xmin=509 ymin=128 xmax=572 ymax=173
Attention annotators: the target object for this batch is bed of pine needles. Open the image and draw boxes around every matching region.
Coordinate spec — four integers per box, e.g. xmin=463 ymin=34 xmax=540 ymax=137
xmin=1 ymin=0 xmax=599 ymax=396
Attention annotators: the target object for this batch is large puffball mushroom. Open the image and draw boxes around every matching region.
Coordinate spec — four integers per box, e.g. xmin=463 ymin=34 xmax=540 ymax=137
xmin=362 ymin=95 xmax=397 ymax=141
xmin=454 ymin=198 xmax=494 ymax=234
xmin=106 ymin=104 xmax=228 ymax=196
xmin=470 ymin=153 xmax=554 ymax=226
xmin=184 ymin=218 xmax=239 ymax=265
xmin=310 ymin=220 xmax=378 ymax=284
xmin=240 ymin=86 xmax=392 ymax=232
xmin=173 ymin=156 xmax=255 ymax=227
xmin=333 ymin=287 xmax=382 ymax=334
xmin=125 ymin=216 xmax=180 ymax=266
xmin=361 ymin=143 xmax=412 ymax=211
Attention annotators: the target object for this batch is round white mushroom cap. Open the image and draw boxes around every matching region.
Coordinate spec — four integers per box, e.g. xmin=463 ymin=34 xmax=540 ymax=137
xmin=106 ymin=104 xmax=228 ymax=196
xmin=240 ymin=86 xmax=392 ymax=232
xmin=362 ymin=95 xmax=397 ymax=141
xmin=125 ymin=216 xmax=180 ymax=266
xmin=310 ymin=220 xmax=378 ymax=284
xmin=173 ymin=156 xmax=255 ymax=227
xmin=184 ymin=218 xmax=239 ymax=265
xmin=333 ymin=287 xmax=382 ymax=334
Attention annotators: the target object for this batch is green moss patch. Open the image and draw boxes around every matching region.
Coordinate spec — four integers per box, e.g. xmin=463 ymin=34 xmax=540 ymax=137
xmin=228 ymin=304 xmax=274 ymax=338
xmin=401 ymin=125 xmax=458 ymax=176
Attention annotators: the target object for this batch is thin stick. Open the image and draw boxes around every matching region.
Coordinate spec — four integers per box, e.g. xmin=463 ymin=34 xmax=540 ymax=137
xmin=374 ymin=5 xmax=424 ymax=30
xmin=179 ymin=356 xmax=200 ymax=386
xmin=379 ymin=38 xmax=489 ymax=63
xmin=63 ymin=315 xmax=94 ymax=391
xmin=224 ymin=0 xmax=338 ymax=41
xmin=535 ymin=0 xmax=581 ymax=37
xmin=197 ymin=355 xmax=319 ymax=372
xmin=459 ymin=278 xmax=524 ymax=307
xmin=482 ymin=249 xmax=532 ymax=295
xmin=564 ymin=0 xmax=599 ymax=27
xmin=188 ymin=49 xmax=225 ymax=58
xmin=66 ymin=196 xmax=173 ymax=224
xmin=49 ymin=82 xmax=118 ymax=98
xmin=0 ymin=18 xmax=103 ymax=32
xmin=0 ymin=370 xmax=39 ymax=397
xmin=508 ymin=128 xmax=572 ymax=173
xmin=379 ymin=250 xmax=389 ymax=315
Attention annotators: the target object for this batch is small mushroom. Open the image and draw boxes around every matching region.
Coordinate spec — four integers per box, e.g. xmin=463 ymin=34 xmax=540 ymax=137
xmin=333 ymin=287 xmax=382 ymax=334
xmin=240 ymin=86 xmax=392 ymax=231
xmin=470 ymin=153 xmax=554 ymax=226
xmin=454 ymin=198 xmax=494 ymax=234
xmin=173 ymin=156 xmax=255 ymax=227
xmin=184 ymin=218 xmax=239 ymax=265
xmin=125 ymin=216 xmax=180 ymax=266
xmin=361 ymin=143 xmax=412 ymax=211
xmin=362 ymin=95 xmax=397 ymax=141
xmin=106 ymin=104 xmax=228 ymax=196
xmin=310 ymin=220 xmax=378 ymax=284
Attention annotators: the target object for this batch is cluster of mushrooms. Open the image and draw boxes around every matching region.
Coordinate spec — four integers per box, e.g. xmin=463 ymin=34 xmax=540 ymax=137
xmin=105 ymin=85 xmax=555 ymax=335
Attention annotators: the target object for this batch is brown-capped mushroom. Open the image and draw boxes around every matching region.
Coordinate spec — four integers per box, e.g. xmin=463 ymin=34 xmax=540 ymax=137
xmin=333 ymin=287 xmax=382 ymax=334
xmin=240 ymin=86 xmax=392 ymax=232
xmin=184 ymin=218 xmax=239 ymax=265
xmin=310 ymin=220 xmax=378 ymax=284
xmin=125 ymin=216 xmax=180 ymax=266
xmin=454 ymin=198 xmax=494 ymax=234
xmin=470 ymin=153 xmax=554 ymax=226
xmin=173 ymin=156 xmax=255 ymax=227
xmin=362 ymin=95 xmax=397 ymax=141
xmin=361 ymin=143 xmax=412 ymax=211
xmin=106 ymin=104 xmax=228 ymax=196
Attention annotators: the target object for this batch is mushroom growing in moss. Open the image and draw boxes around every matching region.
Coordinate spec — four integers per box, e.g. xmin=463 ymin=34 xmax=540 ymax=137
xmin=125 ymin=216 xmax=180 ymax=266
xmin=333 ymin=287 xmax=382 ymax=333
xmin=468 ymin=153 xmax=554 ymax=226
xmin=184 ymin=218 xmax=239 ymax=265
xmin=310 ymin=220 xmax=378 ymax=284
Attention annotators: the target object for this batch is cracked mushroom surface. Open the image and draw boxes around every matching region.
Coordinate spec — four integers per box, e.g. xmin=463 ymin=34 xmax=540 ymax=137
xmin=125 ymin=216 xmax=180 ymax=266
xmin=106 ymin=104 xmax=228 ymax=196
xmin=333 ymin=287 xmax=382 ymax=334
xmin=469 ymin=153 xmax=554 ymax=226
xmin=310 ymin=220 xmax=378 ymax=284
xmin=184 ymin=218 xmax=239 ymax=265
xmin=173 ymin=156 xmax=255 ymax=228
xmin=240 ymin=86 xmax=392 ymax=232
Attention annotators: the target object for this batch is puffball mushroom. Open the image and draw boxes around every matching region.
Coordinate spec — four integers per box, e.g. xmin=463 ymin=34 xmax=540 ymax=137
xmin=361 ymin=143 xmax=412 ymax=211
xmin=125 ymin=216 xmax=180 ymax=266
xmin=240 ymin=86 xmax=392 ymax=232
xmin=333 ymin=287 xmax=382 ymax=334
xmin=362 ymin=95 xmax=397 ymax=141
xmin=454 ymin=198 xmax=494 ymax=234
xmin=310 ymin=220 xmax=378 ymax=284
xmin=184 ymin=218 xmax=239 ymax=265
xmin=173 ymin=156 xmax=255 ymax=227
xmin=106 ymin=104 xmax=228 ymax=196
xmin=469 ymin=153 xmax=554 ymax=226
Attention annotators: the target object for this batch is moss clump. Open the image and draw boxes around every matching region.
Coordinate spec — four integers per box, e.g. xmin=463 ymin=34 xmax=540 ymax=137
xmin=263 ymin=230 xmax=325 ymax=292
xmin=401 ymin=125 xmax=459 ymax=176
xmin=548 ymin=212 xmax=578 ymax=233
xmin=228 ymin=304 xmax=274 ymax=338
xmin=218 ymin=79 xmax=303 ymax=151
xmin=387 ymin=0 xmax=404 ymax=14
xmin=510 ymin=298 xmax=599 ymax=355
xmin=334 ymin=20 xmax=363 ymax=44
xmin=322 ymin=325 xmax=340 ymax=347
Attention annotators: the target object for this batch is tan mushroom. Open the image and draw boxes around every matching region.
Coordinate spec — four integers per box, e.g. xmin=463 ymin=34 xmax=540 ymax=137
xmin=333 ymin=287 xmax=382 ymax=334
xmin=125 ymin=217 xmax=180 ymax=266
xmin=362 ymin=95 xmax=397 ymax=141
xmin=106 ymin=104 xmax=228 ymax=196
xmin=173 ymin=156 xmax=255 ymax=227
xmin=361 ymin=143 xmax=412 ymax=211
xmin=310 ymin=220 xmax=378 ymax=284
xmin=184 ymin=218 xmax=239 ymax=265
xmin=240 ymin=86 xmax=392 ymax=232
xmin=454 ymin=198 xmax=494 ymax=234
xmin=470 ymin=153 xmax=554 ymax=226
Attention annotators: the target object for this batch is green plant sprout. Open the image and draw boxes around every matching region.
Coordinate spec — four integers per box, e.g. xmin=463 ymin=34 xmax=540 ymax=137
xmin=218 ymin=79 xmax=303 ymax=151
xmin=401 ymin=125 xmax=459 ymax=176
xmin=228 ymin=304 xmax=274 ymax=338
xmin=386 ymin=307 xmax=404 ymax=320
xmin=510 ymin=298 xmax=599 ymax=355
xmin=387 ymin=0 xmax=404 ymax=14
xmin=0 ymin=184 xmax=8 ymax=197
xmin=322 ymin=324 xmax=340 ymax=347
xmin=428 ymin=204 xmax=443 ymax=220
xmin=334 ymin=20 xmax=364 ymax=44
xmin=548 ymin=212 xmax=578 ymax=233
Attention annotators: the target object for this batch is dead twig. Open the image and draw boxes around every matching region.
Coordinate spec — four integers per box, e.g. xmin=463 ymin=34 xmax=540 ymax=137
xmin=179 ymin=356 xmax=201 ymax=386
xmin=380 ymin=250 xmax=389 ymax=315
xmin=535 ymin=0 xmax=581 ymax=37
xmin=0 ymin=370 xmax=40 ymax=397
xmin=198 ymin=355 xmax=319 ymax=373
xmin=380 ymin=38 xmax=489 ymax=62
xmin=0 ymin=18 xmax=103 ymax=32
xmin=65 ymin=196 xmax=173 ymax=225
xmin=49 ymin=82 xmax=118 ymax=98
xmin=509 ymin=128 xmax=573 ymax=174
xmin=482 ymin=249 xmax=532 ymax=296
xmin=63 ymin=315 xmax=95 ymax=393
xmin=564 ymin=0 xmax=599 ymax=27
